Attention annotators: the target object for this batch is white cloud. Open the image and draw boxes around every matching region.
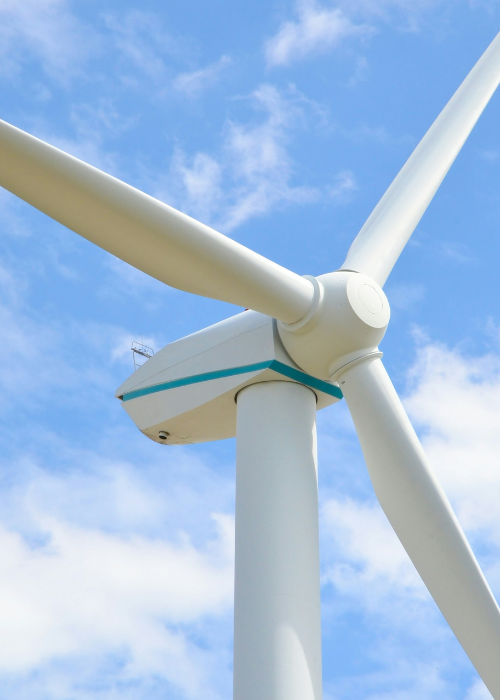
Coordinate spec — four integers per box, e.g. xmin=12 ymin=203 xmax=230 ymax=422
xmin=404 ymin=342 xmax=500 ymax=559
xmin=265 ymin=0 xmax=455 ymax=68
xmin=265 ymin=1 xmax=372 ymax=66
xmin=0 ymin=267 xmax=235 ymax=696
xmin=466 ymin=678 xmax=494 ymax=700
xmin=322 ymin=497 xmax=425 ymax=608
xmin=156 ymin=84 xmax=349 ymax=232
xmin=104 ymin=12 xmax=230 ymax=98
xmin=173 ymin=56 xmax=231 ymax=97
xmin=320 ymin=486 xmax=468 ymax=697
xmin=0 ymin=0 xmax=93 ymax=82
xmin=0 ymin=514 xmax=233 ymax=675
xmin=0 ymin=472 xmax=234 ymax=699
xmin=169 ymin=149 xmax=224 ymax=226
xmin=219 ymin=85 xmax=320 ymax=229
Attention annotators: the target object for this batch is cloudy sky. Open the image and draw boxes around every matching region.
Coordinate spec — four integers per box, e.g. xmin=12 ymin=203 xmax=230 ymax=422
xmin=0 ymin=1 xmax=500 ymax=698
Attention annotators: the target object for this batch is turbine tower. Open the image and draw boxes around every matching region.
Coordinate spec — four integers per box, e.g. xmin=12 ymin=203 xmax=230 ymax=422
xmin=1 ymin=30 xmax=500 ymax=700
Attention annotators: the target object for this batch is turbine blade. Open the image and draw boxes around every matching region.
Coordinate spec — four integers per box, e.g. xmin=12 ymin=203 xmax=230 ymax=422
xmin=341 ymin=31 xmax=500 ymax=286
xmin=0 ymin=119 xmax=313 ymax=324
xmin=339 ymin=355 xmax=500 ymax=697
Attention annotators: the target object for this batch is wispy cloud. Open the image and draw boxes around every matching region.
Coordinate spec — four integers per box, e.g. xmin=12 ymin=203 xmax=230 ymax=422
xmin=346 ymin=55 xmax=369 ymax=87
xmin=439 ymin=240 xmax=475 ymax=264
xmin=340 ymin=122 xmax=414 ymax=145
xmin=479 ymin=149 xmax=500 ymax=163
xmin=15 ymin=99 xmax=135 ymax=180
xmin=104 ymin=11 xmax=171 ymax=81
xmin=103 ymin=10 xmax=190 ymax=88
xmin=385 ymin=282 xmax=425 ymax=311
xmin=328 ymin=170 xmax=356 ymax=201
xmin=265 ymin=0 xmax=453 ymax=69
xmin=339 ymin=0 xmax=444 ymax=26
xmin=0 ymin=0 xmax=94 ymax=82
xmin=173 ymin=55 xmax=231 ymax=97
xmin=156 ymin=84 xmax=351 ymax=232
xmin=265 ymin=0 xmax=372 ymax=66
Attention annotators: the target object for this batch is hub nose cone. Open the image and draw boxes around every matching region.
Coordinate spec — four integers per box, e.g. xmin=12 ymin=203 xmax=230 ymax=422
xmin=346 ymin=273 xmax=390 ymax=330
xmin=277 ymin=271 xmax=390 ymax=380
xmin=359 ymin=284 xmax=384 ymax=314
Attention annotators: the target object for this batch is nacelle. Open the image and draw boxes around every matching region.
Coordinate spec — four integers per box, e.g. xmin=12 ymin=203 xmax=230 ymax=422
xmin=116 ymin=311 xmax=343 ymax=445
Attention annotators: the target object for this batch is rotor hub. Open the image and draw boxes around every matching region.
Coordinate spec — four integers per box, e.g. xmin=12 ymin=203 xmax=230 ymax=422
xmin=277 ymin=271 xmax=390 ymax=380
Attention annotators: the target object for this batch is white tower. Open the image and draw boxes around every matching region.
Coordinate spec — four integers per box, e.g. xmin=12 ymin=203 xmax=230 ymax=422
xmin=115 ymin=311 xmax=341 ymax=699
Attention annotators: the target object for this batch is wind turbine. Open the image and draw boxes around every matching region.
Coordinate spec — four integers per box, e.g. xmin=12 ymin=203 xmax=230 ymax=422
xmin=1 ymin=30 xmax=500 ymax=700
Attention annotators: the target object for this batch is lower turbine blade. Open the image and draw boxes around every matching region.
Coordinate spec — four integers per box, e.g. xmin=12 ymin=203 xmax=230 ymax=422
xmin=0 ymin=119 xmax=314 ymax=324
xmin=339 ymin=356 xmax=500 ymax=698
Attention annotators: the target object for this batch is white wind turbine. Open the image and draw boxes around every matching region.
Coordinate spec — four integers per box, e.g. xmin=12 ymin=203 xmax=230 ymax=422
xmin=1 ymin=30 xmax=500 ymax=700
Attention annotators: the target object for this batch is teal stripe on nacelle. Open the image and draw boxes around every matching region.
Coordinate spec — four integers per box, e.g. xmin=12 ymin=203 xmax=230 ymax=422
xmin=120 ymin=360 xmax=343 ymax=402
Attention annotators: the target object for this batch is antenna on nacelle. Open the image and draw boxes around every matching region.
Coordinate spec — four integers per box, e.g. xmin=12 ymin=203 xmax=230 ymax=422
xmin=131 ymin=340 xmax=154 ymax=371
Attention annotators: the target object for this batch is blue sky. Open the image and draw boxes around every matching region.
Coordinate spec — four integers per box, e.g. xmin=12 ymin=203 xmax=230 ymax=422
xmin=0 ymin=1 xmax=500 ymax=698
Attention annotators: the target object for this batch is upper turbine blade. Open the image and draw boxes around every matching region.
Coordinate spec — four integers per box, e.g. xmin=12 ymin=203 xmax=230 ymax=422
xmin=341 ymin=31 xmax=500 ymax=287
xmin=339 ymin=355 xmax=500 ymax=698
xmin=0 ymin=119 xmax=314 ymax=324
